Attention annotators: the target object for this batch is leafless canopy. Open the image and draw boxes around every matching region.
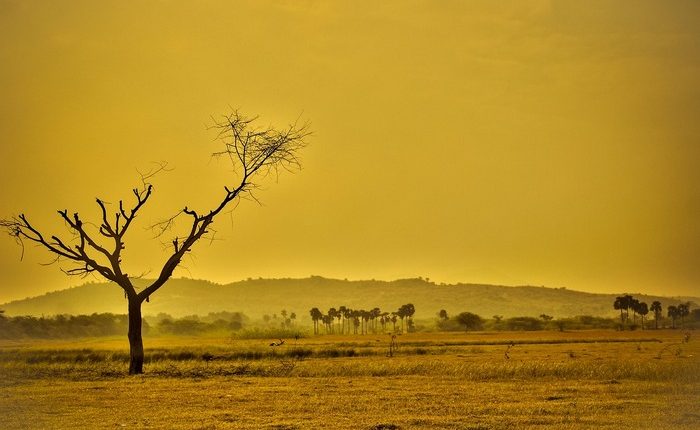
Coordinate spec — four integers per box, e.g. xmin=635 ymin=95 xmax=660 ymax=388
xmin=1 ymin=110 xmax=310 ymax=304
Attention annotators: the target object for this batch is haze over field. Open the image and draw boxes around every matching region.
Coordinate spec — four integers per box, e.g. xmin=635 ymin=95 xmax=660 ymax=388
xmin=1 ymin=1 xmax=699 ymax=305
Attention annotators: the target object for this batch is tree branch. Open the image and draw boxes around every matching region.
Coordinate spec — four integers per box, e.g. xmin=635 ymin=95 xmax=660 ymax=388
xmin=140 ymin=111 xmax=310 ymax=302
xmin=2 ymin=110 xmax=309 ymax=305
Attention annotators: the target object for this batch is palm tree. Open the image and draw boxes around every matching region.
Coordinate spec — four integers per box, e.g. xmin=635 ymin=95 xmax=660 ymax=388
xmin=343 ymin=307 xmax=353 ymax=334
xmin=396 ymin=306 xmax=406 ymax=332
xmin=390 ymin=313 xmax=398 ymax=333
xmin=668 ymin=305 xmax=679 ymax=329
xmin=338 ymin=306 xmax=347 ymax=334
xmin=361 ymin=310 xmax=370 ymax=335
xmin=309 ymin=307 xmax=323 ymax=335
xmin=352 ymin=315 xmax=360 ymax=334
xmin=614 ymin=296 xmax=626 ymax=325
xmin=335 ymin=308 xmax=343 ymax=333
xmin=328 ymin=308 xmax=338 ymax=334
xmin=370 ymin=307 xmax=381 ymax=333
xmin=351 ymin=310 xmax=362 ymax=334
xmin=636 ymin=302 xmax=648 ymax=330
xmin=321 ymin=314 xmax=332 ymax=333
xmin=630 ymin=298 xmax=640 ymax=325
xmin=650 ymin=301 xmax=662 ymax=329
xmin=395 ymin=304 xmax=415 ymax=333
xmin=379 ymin=313 xmax=387 ymax=332
xmin=404 ymin=303 xmax=416 ymax=332
xmin=678 ymin=302 xmax=691 ymax=329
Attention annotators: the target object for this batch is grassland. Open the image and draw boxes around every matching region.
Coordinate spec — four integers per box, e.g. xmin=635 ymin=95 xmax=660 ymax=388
xmin=1 ymin=330 xmax=698 ymax=429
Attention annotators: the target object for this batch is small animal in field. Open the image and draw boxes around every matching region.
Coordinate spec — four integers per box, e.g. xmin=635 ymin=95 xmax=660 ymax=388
xmin=269 ymin=339 xmax=285 ymax=347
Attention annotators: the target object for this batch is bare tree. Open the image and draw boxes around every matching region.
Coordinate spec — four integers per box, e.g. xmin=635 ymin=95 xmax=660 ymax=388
xmin=1 ymin=110 xmax=310 ymax=374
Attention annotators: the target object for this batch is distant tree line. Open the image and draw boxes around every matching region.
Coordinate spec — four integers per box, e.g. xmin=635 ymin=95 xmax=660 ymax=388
xmin=431 ymin=299 xmax=698 ymax=333
xmin=308 ymin=304 xmax=416 ymax=335
xmin=150 ymin=311 xmax=247 ymax=335
xmin=261 ymin=309 xmax=298 ymax=329
xmin=613 ymin=295 xmax=694 ymax=330
xmin=0 ymin=310 xmax=249 ymax=339
xmin=0 ymin=312 xmax=148 ymax=339
xmin=433 ymin=309 xmax=699 ymax=332
xmin=436 ymin=311 xmax=556 ymax=332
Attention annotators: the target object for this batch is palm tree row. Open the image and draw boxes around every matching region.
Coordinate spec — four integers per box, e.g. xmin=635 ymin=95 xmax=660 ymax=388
xmin=667 ymin=303 xmax=692 ymax=329
xmin=613 ymin=295 xmax=693 ymax=329
xmin=308 ymin=304 xmax=416 ymax=335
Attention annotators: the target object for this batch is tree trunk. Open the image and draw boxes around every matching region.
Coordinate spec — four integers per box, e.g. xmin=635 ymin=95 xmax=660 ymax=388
xmin=128 ymin=298 xmax=145 ymax=375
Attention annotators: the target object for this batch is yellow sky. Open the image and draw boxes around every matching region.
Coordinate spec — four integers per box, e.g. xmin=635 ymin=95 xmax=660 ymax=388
xmin=1 ymin=0 xmax=699 ymax=303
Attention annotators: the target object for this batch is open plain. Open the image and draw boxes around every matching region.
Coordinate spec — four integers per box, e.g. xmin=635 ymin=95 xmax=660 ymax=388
xmin=1 ymin=330 xmax=698 ymax=429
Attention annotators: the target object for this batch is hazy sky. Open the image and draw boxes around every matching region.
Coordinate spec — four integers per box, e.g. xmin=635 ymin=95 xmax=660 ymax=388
xmin=1 ymin=0 xmax=698 ymax=303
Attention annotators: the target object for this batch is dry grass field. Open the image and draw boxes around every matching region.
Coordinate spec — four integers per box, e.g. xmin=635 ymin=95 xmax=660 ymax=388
xmin=1 ymin=330 xmax=698 ymax=429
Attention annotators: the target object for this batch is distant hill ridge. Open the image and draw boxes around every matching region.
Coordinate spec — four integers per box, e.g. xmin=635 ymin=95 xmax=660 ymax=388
xmin=1 ymin=277 xmax=696 ymax=320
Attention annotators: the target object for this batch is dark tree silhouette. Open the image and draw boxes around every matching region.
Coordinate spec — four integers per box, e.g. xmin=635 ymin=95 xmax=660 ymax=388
xmin=395 ymin=303 xmax=415 ymax=333
xmin=309 ymin=308 xmax=322 ymax=335
xmin=630 ymin=298 xmax=640 ymax=325
xmin=1 ymin=111 xmax=310 ymax=374
xmin=650 ymin=301 xmax=662 ymax=329
xmin=678 ymin=302 xmax=691 ymax=329
xmin=380 ymin=312 xmax=389 ymax=332
xmin=668 ymin=305 xmax=679 ymax=329
xmin=636 ymin=302 xmax=648 ymax=330
xmin=456 ymin=312 xmax=483 ymax=332
xmin=613 ymin=295 xmax=635 ymax=328
xmin=613 ymin=296 xmax=625 ymax=325
xmin=343 ymin=307 xmax=353 ymax=334
xmin=396 ymin=308 xmax=406 ymax=332
xmin=361 ymin=310 xmax=370 ymax=335
xmin=369 ymin=307 xmax=380 ymax=333
xmin=321 ymin=314 xmax=332 ymax=333
xmin=438 ymin=309 xmax=449 ymax=321
xmin=404 ymin=303 xmax=416 ymax=332
xmin=338 ymin=305 xmax=347 ymax=334
xmin=390 ymin=313 xmax=398 ymax=333
xmin=327 ymin=308 xmax=338 ymax=334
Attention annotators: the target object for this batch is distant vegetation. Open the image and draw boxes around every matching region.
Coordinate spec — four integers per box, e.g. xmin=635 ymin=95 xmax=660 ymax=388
xmin=1 ymin=290 xmax=696 ymax=340
xmin=0 ymin=311 xmax=250 ymax=339
xmin=308 ymin=304 xmax=416 ymax=335
xmin=612 ymin=295 xmax=696 ymax=330
xmin=150 ymin=311 xmax=247 ymax=336
xmin=0 ymin=312 xmax=146 ymax=339
xmin=2 ymin=299 xmax=697 ymax=339
xmin=433 ymin=300 xmax=698 ymax=333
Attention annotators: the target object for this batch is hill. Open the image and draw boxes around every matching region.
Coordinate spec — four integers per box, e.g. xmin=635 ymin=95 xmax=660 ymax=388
xmin=1 ymin=277 xmax=696 ymax=321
